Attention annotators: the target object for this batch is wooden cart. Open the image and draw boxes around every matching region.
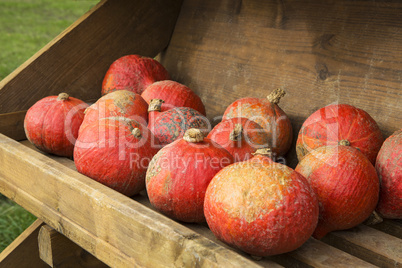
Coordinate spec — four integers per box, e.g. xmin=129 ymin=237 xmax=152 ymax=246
xmin=0 ymin=0 xmax=401 ymax=267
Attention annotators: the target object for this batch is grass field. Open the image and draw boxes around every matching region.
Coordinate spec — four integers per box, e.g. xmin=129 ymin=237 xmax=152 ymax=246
xmin=0 ymin=0 xmax=98 ymax=253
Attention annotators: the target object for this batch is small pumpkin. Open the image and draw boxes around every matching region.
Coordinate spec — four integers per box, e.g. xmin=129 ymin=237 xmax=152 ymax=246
xmin=82 ymin=90 xmax=148 ymax=132
xmin=375 ymin=129 xmax=402 ymax=219
xmin=141 ymin=80 xmax=206 ymax=115
xmin=147 ymin=99 xmax=210 ymax=146
xmin=101 ymin=54 xmax=170 ymax=95
xmin=204 ymin=148 xmax=319 ymax=256
xmin=296 ymin=103 xmax=384 ymax=164
xmin=146 ymin=129 xmax=234 ymax=222
xmin=24 ymin=93 xmax=88 ymax=157
xmin=74 ymin=117 xmax=159 ymax=196
xmin=295 ymin=144 xmax=380 ymax=239
xmin=222 ymin=88 xmax=293 ymax=156
xmin=207 ymin=117 xmax=269 ymax=162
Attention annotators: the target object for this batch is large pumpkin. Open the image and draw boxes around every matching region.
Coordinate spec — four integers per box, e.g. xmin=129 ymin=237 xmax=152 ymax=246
xmin=295 ymin=144 xmax=380 ymax=239
xmin=222 ymin=88 xmax=293 ymax=156
xmin=24 ymin=93 xmax=88 ymax=157
xmin=296 ymin=103 xmax=384 ymax=164
xmin=82 ymin=90 xmax=148 ymax=131
xmin=74 ymin=117 xmax=159 ymax=196
xmin=146 ymin=129 xmax=234 ymax=223
xmin=141 ymin=80 xmax=206 ymax=115
xmin=207 ymin=117 xmax=269 ymax=162
xmin=204 ymin=148 xmax=319 ymax=256
xmin=101 ymin=54 xmax=170 ymax=95
xmin=148 ymin=99 xmax=210 ymax=146
xmin=375 ymin=129 xmax=402 ymax=219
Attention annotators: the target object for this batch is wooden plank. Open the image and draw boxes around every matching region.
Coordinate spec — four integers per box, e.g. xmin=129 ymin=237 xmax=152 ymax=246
xmin=0 ymin=219 xmax=47 ymax=268
xmin=322 ymin=225 xmax=402 ymax=268
xmin=369 ymin=219 xmax=402 ymax=239
xmin=283 ymin=238 xmax=377 ymax=268
xmin=0 ymin=0 xmax=183 ymax=113
xmin=23 ymin=140 xmax=279 ymax=268
xmin=159 ymin=0 xmax=402 ymax=167
xmin=38 ymin=225 xmax=108 ymax=268
xmin=0 ymin=111 xmax=27 ymax=141
xmin=0 ymin=134 xmax=262 ymax=268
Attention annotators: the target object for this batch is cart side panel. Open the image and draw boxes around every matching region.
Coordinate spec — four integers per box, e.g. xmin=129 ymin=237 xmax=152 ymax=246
xmin=160 ymin=0 xmax=402 ymax=166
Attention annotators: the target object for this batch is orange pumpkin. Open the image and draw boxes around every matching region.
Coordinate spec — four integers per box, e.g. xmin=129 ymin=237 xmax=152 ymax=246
xmin=296 ymin=144 xmax=380 ymax=239
xmin=204 ymin=148 xmax=318 ymax=256
xmin=222 ymin=88 xmax=293 ymax=156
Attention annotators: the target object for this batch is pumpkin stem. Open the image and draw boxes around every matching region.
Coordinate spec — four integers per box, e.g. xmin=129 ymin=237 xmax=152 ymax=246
xmin=148 ymin=99 xmax=164 ymax=112
xmin=338 ymin=139 xmax=351 ymax=146
xmin=252 ymin=148 xmax=273 ymax=157
xmin=183 ymin=128 xmax=204 ymax=143
xmin=229 ymin=124 xmax=243 ymax=141
xmin=364 ymin=211 xmax=383 ymax=225
xmin=57 ymin=93 xmax=70 ymax=101
xmin=131 ymin=128 xmax=142 ymax=138
xmin=267 ymin=88 xmax=286 ymax=104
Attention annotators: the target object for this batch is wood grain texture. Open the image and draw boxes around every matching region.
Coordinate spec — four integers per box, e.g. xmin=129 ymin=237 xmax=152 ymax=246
xmin=22 ymin=141 xmax=384 ymax=268
xmin=133 ymin=192 xmax=377 ymax=268
xmin=39 ymin=225 xmax=108 ymax=268
xmin=322 ymin=225 xmax=402 ymax=268
xmin=0 ymin=219 xmax=47 ymax=268
xmin=0 ymin=0 xmax=183 ymax=113
xmin=0 ymin=110 xmax=26 ymax=141
xmin=159 ymin=0 xmax=402 ymax=167
xmin=370 ymin=219 xmax=402 ymax=239
xmin=0 ymin=134 xmax=262 ymax=268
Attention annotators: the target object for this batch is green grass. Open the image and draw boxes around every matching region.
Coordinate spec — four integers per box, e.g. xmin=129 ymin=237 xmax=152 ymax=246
xmin=0 ymin=0 xmax=98 ymax=80
xmin=0 ymin=0 xmax=98 ymax=253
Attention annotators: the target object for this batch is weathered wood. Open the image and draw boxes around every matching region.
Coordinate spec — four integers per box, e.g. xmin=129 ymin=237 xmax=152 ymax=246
xmin=0 ymin=0 xmax=183 ymax=114
xmin=0 ymin=111 xmax=27 ymax=141
xmin=38 ymin=225 xmax=108 ymax=268
xmin=159 ymin=0 xmax=402 ymax=167
xmin=133 ymin=192 xmax=376 ymax=268
xmin=0 ymin=219 xmax=47 ymax=268
xmin=369 ymin=219 xmax=402 ymax=239
xmin=282 ymin=238 xmax=377 ymax=268
xmin=322 ymin=225 xmax=402 ymax=268
xmin=0 ymin=134 xmax=262 ymax=268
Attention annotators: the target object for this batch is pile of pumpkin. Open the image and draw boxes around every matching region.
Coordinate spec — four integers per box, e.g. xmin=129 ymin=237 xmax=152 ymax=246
xmin=24 ymin=54 xmax=401 ymax=257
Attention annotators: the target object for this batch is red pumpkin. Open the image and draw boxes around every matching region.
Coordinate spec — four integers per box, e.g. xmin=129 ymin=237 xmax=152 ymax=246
xmin=207 ymin=117 xmax=269 ymax=162
xmin=375 ymin=129 xmax=402 ymax=219
xmin=101 ymin=55 xmax=170 ymax=95
xmin=296 ymin=104 xmax=384 ymax=164
xmin=82 ymin=90 xmax=148 ymax=132
xmin=222 ymin=88 xmax=293 ymax=156
xmin=74 ymin=117 xmax=159 ymax=196
xmin=24 ymin=93 xmax=88 ymax=157
xmin=146 ymin=129 xmax=234 ymax=222
xmin=148 ymin=99 xmax=210 ymax=146
xmin=295 ymin=145 xmax=380 ymax=239
xmin=204 ymin=148 xmax=318 ymax=256
xmin=141 ymin=80 xmax=206 ymax=115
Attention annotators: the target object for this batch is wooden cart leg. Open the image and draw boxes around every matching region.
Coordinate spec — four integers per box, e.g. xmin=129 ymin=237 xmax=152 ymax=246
xmin=0 ymin=219 xmax=48 ymax=268
xmin=38 ymin=225 xmax=108 ymax=268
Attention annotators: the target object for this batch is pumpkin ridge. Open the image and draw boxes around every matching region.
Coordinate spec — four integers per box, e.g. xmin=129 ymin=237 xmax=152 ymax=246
xmin=343 ymin=108 xmax=359 ymax=141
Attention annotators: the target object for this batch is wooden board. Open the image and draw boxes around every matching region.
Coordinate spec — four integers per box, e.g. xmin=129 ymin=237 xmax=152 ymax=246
xmin=0 ymin=110 xmax=26 ymax=141
xmin=38 ymin=225 xmax=108 ymax=268
xmin=0 ymin=134 xmax=264 ymax=268
xmin=0 ymin=219 xmax=47 ymax=268
xmin=0 ymin=0 xmax=183 ymax=113
xmin=10 ymin=139 xmax=394 ymax=268
xmin=159 ymin=0 xmax=402 ymax=167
